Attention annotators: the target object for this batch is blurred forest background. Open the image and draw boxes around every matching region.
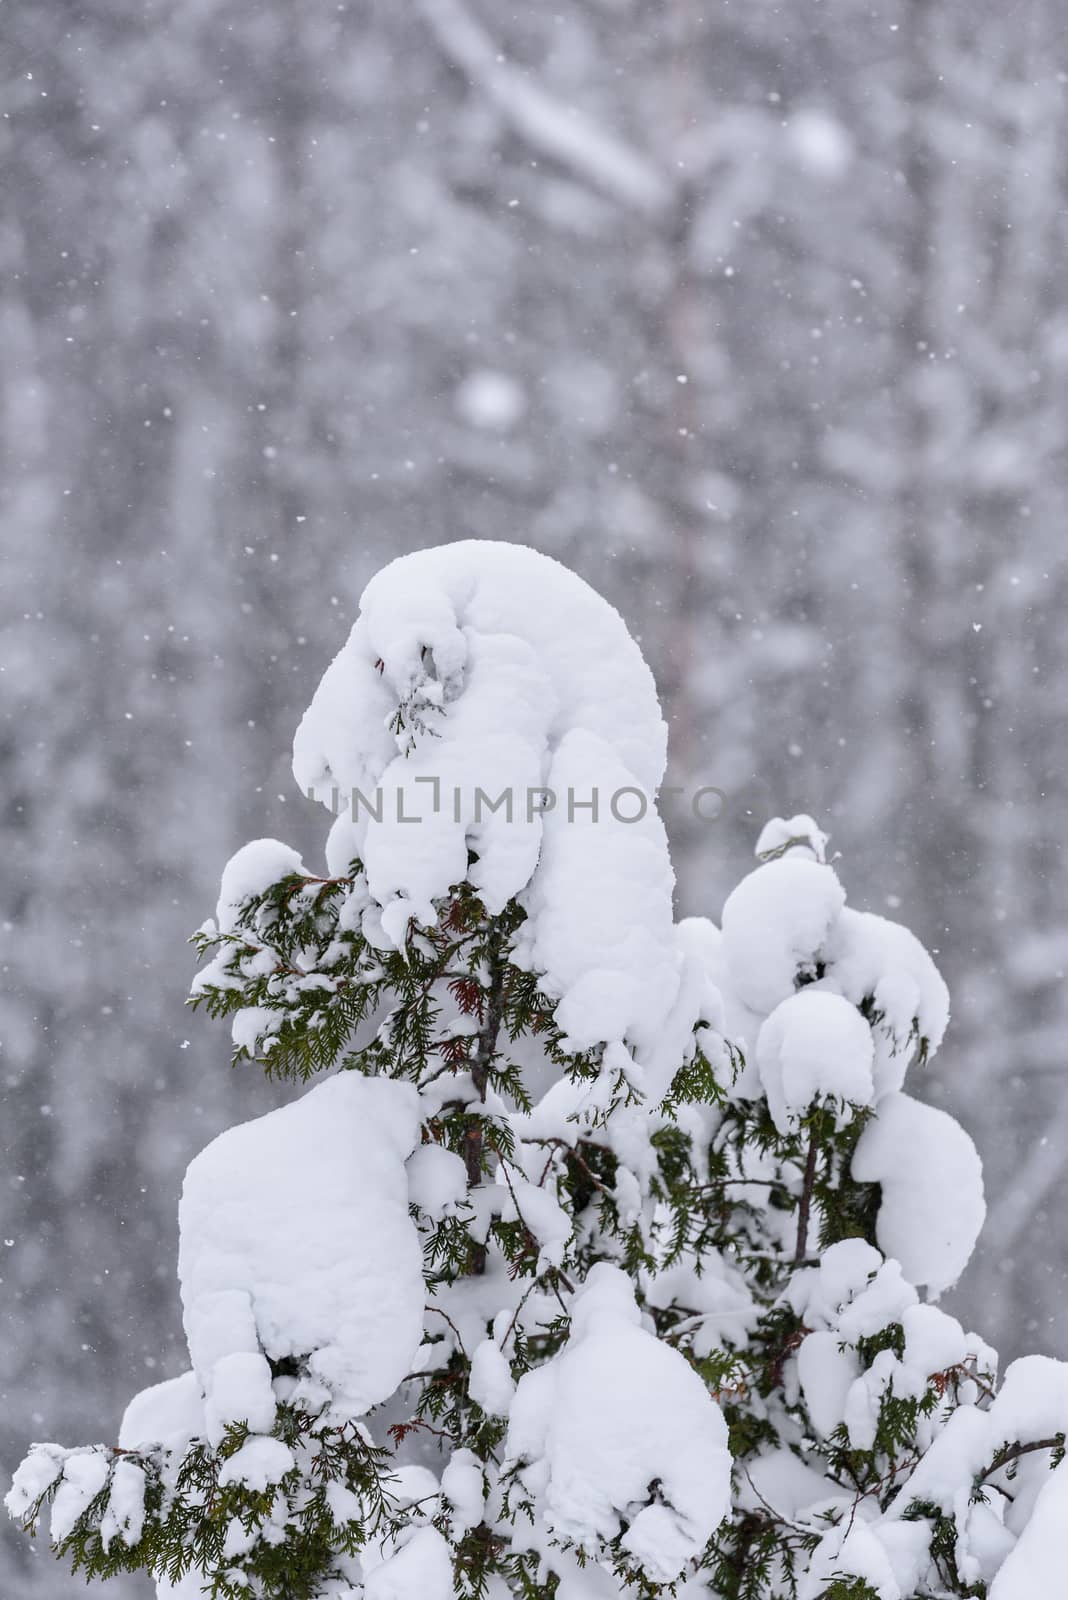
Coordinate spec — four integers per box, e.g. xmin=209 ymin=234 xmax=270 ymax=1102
xmin=3 ymin=0 xmax=1068 ymax=1591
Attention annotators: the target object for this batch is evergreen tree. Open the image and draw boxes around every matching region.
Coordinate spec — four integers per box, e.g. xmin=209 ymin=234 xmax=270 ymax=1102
xmin=8 ymin=543 xmax=1067 ymax=1599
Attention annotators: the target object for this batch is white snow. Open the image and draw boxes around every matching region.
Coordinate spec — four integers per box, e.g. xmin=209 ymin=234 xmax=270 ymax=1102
xmin=440 ymin=1448 xmax=484 ymax=1534
xmin=735 ymin=1448 xmax=845 ymax=1522
xmin=852 ymin=1091 xmax=985 ymax=1296
xmin=755 ymin=989 xmax=875 ymax=1132
xmin=48 ymin=1452 xmax=109 ymax=1546
xmin=512 ymin=729 xmax=679 ymax=1068
xmin=294 ymin=540 xmax=666 ymax=859
xmin=155 ymin=1577 xmax=211 ymax=1600
xmin=406 ymin=1144 xmax=469 ymax=1219
xmin=788 ymin=1239 xmax=916 ymax=1340
xmin=468 ymin=1338 xmax=515 ymax=1416
xmin=99 ymin=1459 xmax=147 ymax=1550
xmin=362 ymin=1526 xmax=455 ymax=1600
xmin=291 ymin=541 xmax=721 ymax=1109
xmin=720 ymin=856 xmax=846 ymax=1015
xmin=796 ymin=1330 xmax=860 ymax=1439
xmin=987 ymin=1353 xmax=1068 ymax=1451
xmin=503 ymin=1179 xmax=572 ymax=1270
xmin=989 ymin=1458 xmax=1068 ymax=1598
xmin=801 ymin=1523 xmax=900 ymax=1600
xmin=554 ymin=1558 xmax=623 ymax=1599
xmin=16 ymin=531 xmax=1061 ymax=1600
xmin=900 ymin=1303 xmax=969 ymax=1383
xmin=4 ymin=1445 xmax=68 ymax=1523
xmin=179 ymin=1072 xmax=424 ymax=1432
xmin=217 ymin=1435 xmax=295 ymax=1491
xmin=884 ymin=1403 xmax=992 ymax=1519
xmin=505 ymin=1263 xmax=729 ymax=1583
xmin=642 ymin=1256 xmax=757 ymax=1354
xmin=825 ymin=909 xmax=950 ymax=1088
xmin=754 ymin=813 xmax=829 ymax=862
xmin=880 ymin=1349 xmax=1068 ymax=1592
xmin=119 ymin=1371 xmax=204 ymax=1451
xmin=214 ymin=838 xmax=306 ymax=934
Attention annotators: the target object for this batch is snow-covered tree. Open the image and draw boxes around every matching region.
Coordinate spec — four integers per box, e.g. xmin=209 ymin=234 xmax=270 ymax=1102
xmin=8 ymin=542 xmax=1067 ymax=1599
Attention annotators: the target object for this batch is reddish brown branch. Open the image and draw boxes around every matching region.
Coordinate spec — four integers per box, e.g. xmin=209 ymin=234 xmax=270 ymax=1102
xmin=793 ymin=1127 xmax=821 ymax=1264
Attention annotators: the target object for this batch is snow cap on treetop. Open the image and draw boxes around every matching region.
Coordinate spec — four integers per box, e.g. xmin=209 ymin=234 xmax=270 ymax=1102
xmin=291 ymin=540 xmax=716 ymax=1105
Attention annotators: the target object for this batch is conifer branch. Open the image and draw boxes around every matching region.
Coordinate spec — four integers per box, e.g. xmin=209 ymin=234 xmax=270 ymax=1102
xmin=794 ymin=1126 xmax=821 ymax=1264
xmin=464 ymin=922 xmax=509 ymax=1272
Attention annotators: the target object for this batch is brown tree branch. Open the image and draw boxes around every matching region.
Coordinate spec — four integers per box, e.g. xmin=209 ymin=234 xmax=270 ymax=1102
xmin=464 ymin=925 xmax=508 ymax=1273
xmin=978 ymin=1434 xmax=1064 ymax=1486
xmin=793 ymin=1127 xmax=821 ymax=1264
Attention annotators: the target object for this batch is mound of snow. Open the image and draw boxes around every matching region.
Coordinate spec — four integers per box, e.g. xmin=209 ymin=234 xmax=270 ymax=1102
xmin=756 ymin=989 xmax=875 ymax=1132
xmin=292 ymin=541 xmax=722 ymax=1104
xmin=214 ymin=839 xmax=307 ymax=935
xmin=825 ymin=908 xmax=950 ymax=1085
xmin=720 ymin=856 xmax=845 ymax=1016
xmin=119 ymin=1371 xmax=204 ymax=1451
xmin=179 ymin=1072 xmax=424 ymax=1439
xmin=852 ymin=1092 xmax=984 ymax=1296
xmin=505 ymin=1263 xmax=729 ymax=1583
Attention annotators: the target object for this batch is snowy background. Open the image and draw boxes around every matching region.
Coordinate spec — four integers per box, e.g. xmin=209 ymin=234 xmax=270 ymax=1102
xmin=3 ymin=1 xmax=1067 ymax=1593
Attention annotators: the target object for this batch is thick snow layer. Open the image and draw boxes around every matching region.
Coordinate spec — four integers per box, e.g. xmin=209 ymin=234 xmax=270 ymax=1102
xmin=989 ymin=1458 xmax=1068 ymax=1598
xmin=362 ymin=1527 xmax=456 ymax=1600
xmin=720 ymin=856 xmax=846 ymax=1016
xmin=901 ymin=1303 xmax=968 ymax=1374
xmin=511 ymin=729 xmax=678 ymax=1063
xmin=294 ymin=540 xmax=666 ymax=819
xmin=852 ymin=1091 xmax=985 ymax=1296
xmin=118 ymin=1371 xmax=204 ymax=1451
xmin=883 ymin=1348 xmax=1068 ymax=1582
xmin=789 ymin=1240 xmax=908 ymax=1333
xmin=801 ymin=1523 xmax=903 ymax=1600
xmin=827 ymin=1302 xmax=975 ymax=1455
xmin=214 ymin=838 xmax=306 ymax=935
xmin=406 ymin=1144 xmax=468 ymax=1219
xmin=4 ymin=1445 xmax=68 ymax=1524
xmin=468 ymin=1338 xmax=515 ymax=1416
xmin=825 ymin=908 xmax=950 ymax=1082
xmin=553 ymin=1557 xmax=623 ymax=1599
xmin=178 ymin=1072 xmax=424 ymax=1432
xmin=7 ymin=1446 xmax=147 ymax=1555
xmin=289 ymin=542 xmax=722 ymax=1106
xmin=756 ymin=989 xmax=875 ymax=1132
xmin=217 ymin=1436 xmax=295 ymax=1491
xmin=49 ymin=1453 xmax=109 ymax=1546
xmin=796 ymin=1330 xmax=860 ymax=1439
xmin=886 ymin=1403 xmax=991 ymax=1519
xmin=987 ymin=1353 xmax=1068 ymax=1450
xmin=441 ymin=1448 xmax=484 ymax=1534
xmin=957 ymin=1502 xmax=1015 ymax=1590
xmin=505 ymin=1264 xmax=729 ymax=1583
